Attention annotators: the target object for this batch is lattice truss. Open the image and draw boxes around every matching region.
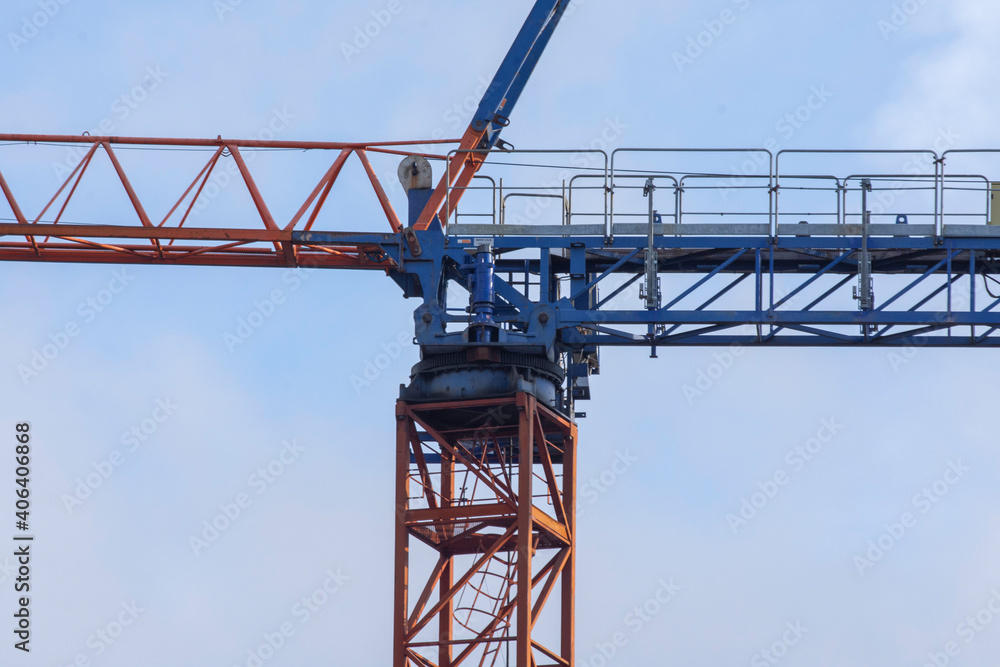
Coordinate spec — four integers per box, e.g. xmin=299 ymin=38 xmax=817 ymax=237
xmin=394 ymin=395 xmax=576 ymax=667
xmin=0 ymin=134 xmax=456 ymax=269
xmin=347 ymin=147 xmax=1000 ymax=350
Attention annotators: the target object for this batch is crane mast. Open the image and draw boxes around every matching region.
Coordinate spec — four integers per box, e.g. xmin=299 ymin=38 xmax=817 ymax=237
xmin=3 ymin=1 xmax=1000 ymax=664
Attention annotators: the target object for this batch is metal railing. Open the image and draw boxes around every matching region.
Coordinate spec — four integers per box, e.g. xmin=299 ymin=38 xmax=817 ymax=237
xmin=442 ymin=146 xmax=1000 ymax=237
xmin=447 ymin=149 xmax=608 ymax=234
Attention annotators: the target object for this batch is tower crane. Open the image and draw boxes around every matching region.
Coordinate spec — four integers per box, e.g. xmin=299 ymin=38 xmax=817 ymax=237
xmin=4 ymin=1 xmax=1000 ymax=665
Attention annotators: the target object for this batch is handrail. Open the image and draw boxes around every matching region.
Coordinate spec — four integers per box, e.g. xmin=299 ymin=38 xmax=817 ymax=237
xmin=444 ymin=148 xmax=608 ymax=230
xmin=438 ymin=146 xmax=1000 ymax=238
xmin=611 ymin=148 xmax=774 ymax=237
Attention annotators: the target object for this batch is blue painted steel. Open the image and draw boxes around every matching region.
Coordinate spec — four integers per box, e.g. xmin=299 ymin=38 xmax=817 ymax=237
xmin=471 ymin=0 xmax=568 ymax=150
xmin=407 ymin=188 xmax=433 ymax=227
xmin=293 ymin=227 xmax=1000 ymax=373
xmin=365 ymin=0 xmax=1000 ymax=416
xmin=469 ymin=245 xmax=498 ymax=342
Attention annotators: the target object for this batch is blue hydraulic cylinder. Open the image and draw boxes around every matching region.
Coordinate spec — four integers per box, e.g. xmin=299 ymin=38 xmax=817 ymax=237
xmin=469 ymin=244 xmax=499 ymax=342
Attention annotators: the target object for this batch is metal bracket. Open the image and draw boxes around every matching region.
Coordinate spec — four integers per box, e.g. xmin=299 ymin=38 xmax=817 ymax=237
xmin=853 ymin=178 xmax=876 ymax=333
xmin=402 ymin=227 xmax=423 ymax=257
xmin=642 ymin=178 xmax=659 ymax=310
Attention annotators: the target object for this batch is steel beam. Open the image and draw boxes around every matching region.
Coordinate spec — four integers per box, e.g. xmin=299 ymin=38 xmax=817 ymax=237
xmin=394 ymin=395 xmax=575 ymax=666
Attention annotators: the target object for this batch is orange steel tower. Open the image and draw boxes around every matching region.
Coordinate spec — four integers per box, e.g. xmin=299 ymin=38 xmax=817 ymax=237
xmin=394 ymin=393 xmax=576 ymax=666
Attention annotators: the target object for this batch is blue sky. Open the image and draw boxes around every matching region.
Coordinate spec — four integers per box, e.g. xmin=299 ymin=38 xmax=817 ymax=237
xmin=3 ymin=0 xmax=1000 ymax=665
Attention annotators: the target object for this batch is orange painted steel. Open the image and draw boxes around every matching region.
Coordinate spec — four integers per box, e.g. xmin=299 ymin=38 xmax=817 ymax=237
xmin=395 ymin=393 xmax=577 ymax=667
xmin=413 ymin=126 xmax=489 ymax=231
xmin=0 ymin=134 xmax=459 ymax=269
